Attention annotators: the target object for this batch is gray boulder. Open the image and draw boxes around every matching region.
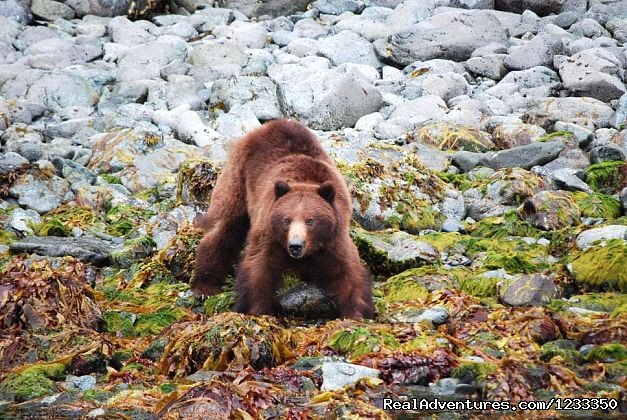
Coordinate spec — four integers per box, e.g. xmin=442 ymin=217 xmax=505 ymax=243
xmin=576 ymin=225 xmax=627 ymax=250
xmin=9 ymin=236 xmax=114 ymax=266
xmin=589 ymin=145 xmax=625 ymax=164
xmin=211 ymin=76 xmax=282 ymax=121
xmin=8 ymin=171 xmax=73 ymax=214
xmin=220 ymin=0 xmax=309 ymax=17
xmin=278 ymin=283 xmax=338 ymax=318
xmin=318 ymin=30 xmax=381 ymax=68
xmin=504 ymin=34 xmax=562 ymax=71
xmin=481 ymin=141 xmax=564 ymax=170
xmin=558 ymin=48 xmax=626 ymax=102
xmin=500 ymin=274 xmax=558 ymax=307
xmin=117 ymin=36 xmax=188 ymax=82
xmin=25 ymin=73 xmax=99 ymax=114
xmin=31 ymin=0 xmax=75 ymax=21
xmin=0 ymin=0 xmax=31 ymax=24
xmin=277 ymin=66 xmax=383 ymax=130
xmin=321 ymin=362 xmax=380 ymax=391
xmin=524 ymin=97 xmax=615 ymax=129
xmin=495 ymin=0 xmax=586 ymax=16
xmin=375 ymin=10 xmax=506 ymax=66
xmin=465 ymin=55 xmax=508 ymax=80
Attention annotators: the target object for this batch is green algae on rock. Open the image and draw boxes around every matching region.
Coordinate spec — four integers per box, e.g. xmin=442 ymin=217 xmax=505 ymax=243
xmin=0 ymin=362 xmax=67 ymax=403
xmin=339 ymin=155 xmax=450 ymax=233
xmin=574 ymin=192 xmax=622 ymax=219
xmin=584 ymin=160 xmax=627 ymax=194
xmin=351 ymin=227 xmax=440 ymax=276
xmin=470 ymin=210 xmax=543 ymax=239
xmin=517 ymin=190 xmax=581 ymax=231
xmin=328 ymin=327 xmax=401 ymax=359
xmin=203 ymin=291 xmax=236 ymax=315
xmin=570 ymin=239 xmax=627 ymax=292
xmin=34 ymin=204 xmax=98 ymax=237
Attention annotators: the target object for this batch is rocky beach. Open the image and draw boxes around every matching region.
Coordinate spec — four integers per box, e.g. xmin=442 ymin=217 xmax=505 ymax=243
xmin=0 ymin=0 xmax=626 ymax=417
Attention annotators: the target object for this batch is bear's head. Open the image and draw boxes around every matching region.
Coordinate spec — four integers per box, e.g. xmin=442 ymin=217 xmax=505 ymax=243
xmin=270 ymin=180 xmax=337 ymax=259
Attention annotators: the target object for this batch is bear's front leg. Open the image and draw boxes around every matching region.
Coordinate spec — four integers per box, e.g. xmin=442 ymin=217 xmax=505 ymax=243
xmin=234 ymin=247 xmax=283 ymax=315
xmin=324 ymin=262 xmax=374 ymax=319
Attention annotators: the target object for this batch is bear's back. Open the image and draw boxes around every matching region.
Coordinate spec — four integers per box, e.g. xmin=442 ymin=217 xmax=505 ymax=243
xmin=235 ymin=119 xmax=330 ymax=167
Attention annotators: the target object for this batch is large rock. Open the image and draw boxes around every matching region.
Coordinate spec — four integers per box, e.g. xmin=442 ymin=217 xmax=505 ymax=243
xmin=558 ymin=48 xmax=626 ymax=102
xmin=220 ymin=0 xmax=309 ymax=17
xmin=576 ymin=225 xmax=627 ymax=250
xmin=9 ymin=171 xmax=73 ymax=214
xmin=485 ymin=66 xmax=561 ymax=111
xmin=30 ymin=0 xmax=75 ymax=21
xmin=351 ymin=228 xmax=440 ymax=276
xmin=25 ymin=73 xmax=99 ymax=114
xmin=117 ymin=36 xmax=188 ymax=82
xmin=9 ymin=236 xmax=114 ymax=266
xmin=495 ymin=0 xmax=586 ymax=16
xmin=321 ymin=362 xmax=380 ymax=391
xmin=504 ymin=34 xmax=562 ymax=71
xmin=524 ymin=97 xmax=615 ymax=129
xmin=375 ymin=10 xmax=506 ymax=66
xmin=276 ymin=66 xmax=383 ymax=130
xmin=518 ymin=190 xmax=581 ymax=230
xmin=65 ymin=0 xmax=132 ymax=17
xmin=500 ymin=274 xmax=558 ymax=307
xmin=318 ymin=30 xmax=381 ymax=68
xmin=0 ymin=0 xmax=31 ymax=24
xmin=480 ymin=141 xmax=564 ymax=170
xmin=210 ymin=76 xmax=282 ymax=121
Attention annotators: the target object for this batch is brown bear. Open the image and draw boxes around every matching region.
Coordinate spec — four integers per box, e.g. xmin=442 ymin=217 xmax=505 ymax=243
xmin=192 ymin=119 xmax=374 ymax=319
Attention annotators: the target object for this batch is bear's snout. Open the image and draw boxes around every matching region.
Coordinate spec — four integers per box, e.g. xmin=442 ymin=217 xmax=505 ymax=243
xmin=288 ymin=237 xmax=304 ymax=258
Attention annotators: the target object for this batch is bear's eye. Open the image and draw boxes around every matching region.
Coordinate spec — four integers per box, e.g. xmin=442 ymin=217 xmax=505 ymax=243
xmin=284 ymin=217 xmax=292 ymax=226
xmin=306 ymin=218 xmax=314 ymax=226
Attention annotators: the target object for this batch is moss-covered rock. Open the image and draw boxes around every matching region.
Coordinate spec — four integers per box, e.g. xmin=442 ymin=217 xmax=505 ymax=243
xmin=328 ymin=327 xmax=400 ymax=359
xmin=571 ymin=239 xmax=627 ymax=292
xmin=470 ymin=210 xmax=543 ymax=240
xmin=517 ymin=190 xmax=581 ymax=231
xmin=418 ymin=123 xmax=495 ymax=152
xmin=539 ymin=340 xmax=581 ymax=365
xmin=175 ymin=158 xmax=220 ymax=205
xmin=0 ymin=371 xmax=55 ymax=402
xmin=34 ymin=205 xmax=98 ymax=237
xmin=462 ymin=236 xmax=549 ymax=274
xmin=203 ymin=291 xmax=236 ymax=316
xmin=351 ymin=227 xmax=440 ymax=276
xmin=0 ymin=362 xmax=67 ymax=402
xmin=584 ymin=343 xmax=627 ymax=363
xmin=459 ymin=272 xmax=509 ymax=298
xmin=110 ymin=235 xmax=156 ymax=268
xmin=339 ymin=155 xmax=451 ymax=233
xmin=451 ymin=360 xmax=497 ymax=383
xmin=104 ymin=203 xmax=155 ymax=236
xmin=584 ymin=160 xmax=626 ymax=194
xmin=573 ymin=192 xmax=621 ymax=219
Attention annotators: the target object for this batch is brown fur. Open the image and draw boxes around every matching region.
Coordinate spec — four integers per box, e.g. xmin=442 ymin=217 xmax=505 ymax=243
xmin=192 ymin=119 xmax=373 ymax=319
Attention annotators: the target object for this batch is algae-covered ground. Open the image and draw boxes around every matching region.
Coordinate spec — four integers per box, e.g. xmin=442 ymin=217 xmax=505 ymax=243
xmin=0 ymin=160 xmax=626 ymax=419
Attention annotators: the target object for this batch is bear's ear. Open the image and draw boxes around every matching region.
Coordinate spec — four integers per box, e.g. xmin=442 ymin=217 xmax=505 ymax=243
xmin=318 ymin=181 xmax=335 ymax=203
xmin=274 ymin=180 xmax=290 ymax=199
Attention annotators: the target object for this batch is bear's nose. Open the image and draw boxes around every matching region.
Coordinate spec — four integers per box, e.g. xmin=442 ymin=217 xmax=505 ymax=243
xmin=288 ymin=238 xmax=304 ymax=258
